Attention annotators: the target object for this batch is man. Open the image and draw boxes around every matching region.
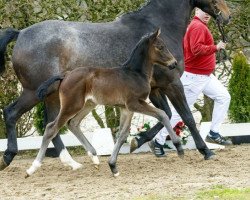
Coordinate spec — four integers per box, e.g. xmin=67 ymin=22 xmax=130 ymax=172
xmin=150 ymin=8 xmax=232 ymax=157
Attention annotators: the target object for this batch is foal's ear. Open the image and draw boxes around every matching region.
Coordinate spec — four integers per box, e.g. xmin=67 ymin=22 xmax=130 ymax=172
xmin=150 ymin=28 xmax=161 ymax=40
xmin=156 ymin=28 xmax=161 ymax=37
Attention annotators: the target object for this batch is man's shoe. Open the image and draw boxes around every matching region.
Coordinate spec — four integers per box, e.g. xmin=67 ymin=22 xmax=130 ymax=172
xmin=148 ymin=139 xmax=166 ymax=157
xmin=205 ymin=131 xmax=232 ymax=145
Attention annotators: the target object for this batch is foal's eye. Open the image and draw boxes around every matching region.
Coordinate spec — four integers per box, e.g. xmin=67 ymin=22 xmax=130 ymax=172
xmin=157 ymin=46 xmax=163 ymax=51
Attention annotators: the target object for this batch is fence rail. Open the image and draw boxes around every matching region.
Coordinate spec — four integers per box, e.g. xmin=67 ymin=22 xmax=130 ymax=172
xmin=0 ymin=123 xmax=249 ymax=154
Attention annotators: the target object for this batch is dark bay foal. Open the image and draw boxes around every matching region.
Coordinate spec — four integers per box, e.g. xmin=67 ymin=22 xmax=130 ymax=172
xmin=26 ymin=29 xmax=183 ymax=177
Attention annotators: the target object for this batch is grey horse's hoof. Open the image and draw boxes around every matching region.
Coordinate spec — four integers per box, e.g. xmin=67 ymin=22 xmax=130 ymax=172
xmin=175 ymin=143 xmax=184 ymax=158
xmin=178 ymin=150 xmax=185 ymax=159
xmin=94 ymin=164 xmax=99 ymax=170
xmin=25 ymin=173 xmax=30 ymax=179
xmin=204 ymin=153 xmax=216 ymax=160
xmin=0 ymin=157 xmax=8 ymax=170
xmin=204 ymin=150 xmax=216 ymax=160
xmin=130 ymin=138 xmax=138 ymax=153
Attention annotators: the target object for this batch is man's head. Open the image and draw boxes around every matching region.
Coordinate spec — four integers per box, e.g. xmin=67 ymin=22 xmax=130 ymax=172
xmin=195 ymin=8 xmax=211 ymax=24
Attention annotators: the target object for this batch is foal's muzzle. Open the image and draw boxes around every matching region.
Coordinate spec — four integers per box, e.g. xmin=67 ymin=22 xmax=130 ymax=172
xmin=168 ymin=61 xmax=177 ymax=70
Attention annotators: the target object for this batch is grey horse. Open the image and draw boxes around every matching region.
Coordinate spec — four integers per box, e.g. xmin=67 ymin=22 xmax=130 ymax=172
xmin=0 ymin=0 xmax=230 ymax=170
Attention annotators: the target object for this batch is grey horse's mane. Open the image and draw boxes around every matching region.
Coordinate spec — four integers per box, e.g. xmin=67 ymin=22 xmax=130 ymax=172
xmin=116 ymin=0 xmax=151 ymax=20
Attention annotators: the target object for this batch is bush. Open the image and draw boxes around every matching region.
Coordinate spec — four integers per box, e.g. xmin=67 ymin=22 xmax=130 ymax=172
xmin=228 ymin=52 xmax=250 ymax=122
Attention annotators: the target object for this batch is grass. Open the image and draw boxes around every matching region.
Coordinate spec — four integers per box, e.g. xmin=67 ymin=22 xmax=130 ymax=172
xmin=195 ymin=185 xmax=250 ymax=200
xmin=133 ymin=194 xmax=186 ymax=200
xmin=132 ymin=185 xmax=250 ymax=200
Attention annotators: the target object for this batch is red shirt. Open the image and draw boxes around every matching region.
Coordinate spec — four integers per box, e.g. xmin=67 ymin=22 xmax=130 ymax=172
xmin=183 ymin=16 xmax=217 ymax=75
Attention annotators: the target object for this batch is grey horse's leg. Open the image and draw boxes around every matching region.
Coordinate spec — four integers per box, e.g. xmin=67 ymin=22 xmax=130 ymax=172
xmin=67 ymin=101 xmax=99 ymax=166
xmin=44 ymin=95 xmax=82 ymax=170
xmin=1 ymin=89 xmax=39 ymax=170
xmin=27 ymin=94 xmax=88 ymax=175
xmin=108 ymin=108 xmax=133 ymax=176
xmin=150 ymin=89 xmax=172 ymax=116
xmin=26 ymin=120 xmax=63 ymax=176
xmin=26 ymin=102 xmax=82 ymax=176
xmin=162 ymin=80 xmax=214 ymax=159
xmin=127 ymin=100 xmax=184 ymax=156
xmin=130 ymin=78 xmax=215 ymax=160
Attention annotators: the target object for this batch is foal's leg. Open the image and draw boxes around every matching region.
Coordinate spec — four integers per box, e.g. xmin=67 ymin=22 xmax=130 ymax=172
xmin=130 ymin=89 xmax=170 ymax=152
xmin=67 ymin=101 xmax=99 ymax=166
xmin=1 ymin=89 xmax=39 ymax=170
xmin=127 ymin=100 xmax=184 ymax=156
xmin=108 ymin=108 xmax=133 ymax=176
xmin=44 ymin=95 xmax=82 ymax=170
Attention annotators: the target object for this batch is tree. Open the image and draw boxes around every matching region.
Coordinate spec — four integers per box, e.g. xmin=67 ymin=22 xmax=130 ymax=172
xmin=228 ymin=52 xmax=250 ymax=122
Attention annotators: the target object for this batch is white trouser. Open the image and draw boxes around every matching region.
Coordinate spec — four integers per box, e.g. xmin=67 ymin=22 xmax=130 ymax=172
xmin=155 ymin=71 xmax=231 ymax=145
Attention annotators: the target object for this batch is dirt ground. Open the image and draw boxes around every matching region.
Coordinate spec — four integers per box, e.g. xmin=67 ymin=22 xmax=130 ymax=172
xmin=0 ymin=144 xmax=249 ymax=200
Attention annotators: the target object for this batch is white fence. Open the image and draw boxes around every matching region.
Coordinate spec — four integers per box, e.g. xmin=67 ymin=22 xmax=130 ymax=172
xmin=0 ymin=122 xmax=249 ymax=155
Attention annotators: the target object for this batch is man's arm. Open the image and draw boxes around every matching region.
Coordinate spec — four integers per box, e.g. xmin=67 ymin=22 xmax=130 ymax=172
xmin=190 ymin=27 xmax=217 ymax=56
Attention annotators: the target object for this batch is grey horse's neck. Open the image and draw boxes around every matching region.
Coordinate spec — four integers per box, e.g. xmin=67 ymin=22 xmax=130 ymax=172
xmin=120 ymin=0 xmax=194 ymax=30
xmin=119 ymin=0 xmax=194 ymax=68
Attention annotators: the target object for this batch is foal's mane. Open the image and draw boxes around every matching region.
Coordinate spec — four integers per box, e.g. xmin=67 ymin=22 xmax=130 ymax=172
xmin=121 ymin=33 xmax=151 ymax=71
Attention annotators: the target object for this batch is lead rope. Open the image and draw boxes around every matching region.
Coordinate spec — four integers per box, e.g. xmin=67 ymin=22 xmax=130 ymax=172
xmin=216 ymin=18 xmax=229 ymax=62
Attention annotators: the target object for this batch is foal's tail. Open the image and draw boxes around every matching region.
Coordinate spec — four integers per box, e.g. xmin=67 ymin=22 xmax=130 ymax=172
xmin=36 ymin=75 xmax=65 ymax=101
xmin=0 ymin=28 xmax=20 ymax=75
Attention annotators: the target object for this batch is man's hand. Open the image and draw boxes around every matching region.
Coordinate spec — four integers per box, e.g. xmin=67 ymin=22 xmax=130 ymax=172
xmin=216 ymin=41 xmax=226 ymax=51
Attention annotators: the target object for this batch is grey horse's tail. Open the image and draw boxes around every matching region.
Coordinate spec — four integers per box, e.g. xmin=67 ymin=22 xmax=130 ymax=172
xmin=0 ymin=28 xmax=20 ymax=75
xmin=36 ymin=75 xmax=65 ymax=101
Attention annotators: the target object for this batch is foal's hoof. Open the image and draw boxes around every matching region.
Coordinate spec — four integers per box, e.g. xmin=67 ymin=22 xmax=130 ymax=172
xmin=109 ymin=162 xmax=119 ymax=177
xmin=0 ymin=157 xmax=8 ymax=171
xmin=113 ymin=172 xmax=120 ymax=177
xmin=130 ymin=138 xmax=139 ymax=153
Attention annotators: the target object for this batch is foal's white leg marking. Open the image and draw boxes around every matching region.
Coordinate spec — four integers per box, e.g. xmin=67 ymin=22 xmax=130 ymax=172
xmin=113 ymin=172 xmax=120 ymax=177
xmin=59 ymin=149 xmax=82 ymax=170
xmin=87 ymin=151 xmax=100 ymax=165
xmin=26 ymin=160 xmax=42 ymax=176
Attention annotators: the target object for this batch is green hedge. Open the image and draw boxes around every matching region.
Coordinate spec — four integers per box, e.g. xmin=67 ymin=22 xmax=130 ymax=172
xmin=228 ymin=52 xmax=250 ymax=122
xmin=0 ymin=0 xmax=249 ymax=137
xmin=0 ymin=0 xmax=145 ymax=137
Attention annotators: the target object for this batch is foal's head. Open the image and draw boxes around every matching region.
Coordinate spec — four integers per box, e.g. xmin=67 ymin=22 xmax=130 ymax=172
xmin=148 ymin=29 xmax=177 ymax=70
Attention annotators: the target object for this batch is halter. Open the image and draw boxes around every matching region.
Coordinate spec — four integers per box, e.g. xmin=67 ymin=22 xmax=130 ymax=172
xmin=211 ymin=0 xmax=228 ymax=62
xmin=216 ymin=18 xmax=227 ymax=42
xmin=212 ymin=0 xmax=227 ymax=43
xmin=212 ymin=0 xmax=222 ymax=17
